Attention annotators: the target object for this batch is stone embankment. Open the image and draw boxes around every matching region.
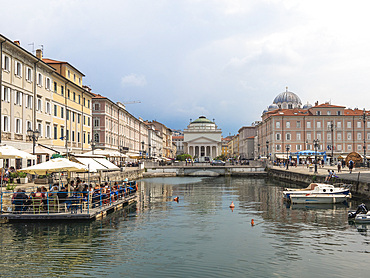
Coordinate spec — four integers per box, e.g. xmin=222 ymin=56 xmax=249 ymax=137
xmin=267 ymin=164 xmax=370 ymax=198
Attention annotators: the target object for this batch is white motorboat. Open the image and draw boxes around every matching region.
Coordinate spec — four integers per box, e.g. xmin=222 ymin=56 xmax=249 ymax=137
xmin=289 ymin=193 xmax=350 ymax=204
xmin=283 ymin=183 xmax=351 ymax=201
xmin=354 ymin=212 xmax=370 ymax=223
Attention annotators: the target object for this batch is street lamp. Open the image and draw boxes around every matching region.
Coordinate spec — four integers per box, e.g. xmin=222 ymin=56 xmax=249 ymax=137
xmin=27 ymin=129 xmax=39 ymax=155
xmin=141 ymin=141 xmax=145 ymax=159
xmin=266 ymin=140 xmax=269 ymax=159
xmin=286 ymin=145 xmax=290 ymax=170
xmin=313 ymin=139 xmax=320 ymax=174
xmin=328 ymin=121 xmax=336 ymax=166
xmin=360 ymin=108 xmax=369 ymax=167
xmin=257 ymin=143 xmax=260 ymax=158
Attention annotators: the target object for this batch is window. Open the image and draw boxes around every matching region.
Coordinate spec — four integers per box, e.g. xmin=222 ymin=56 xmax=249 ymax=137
xmin=368 ymin=133 xmax=370 ymax=140
xmin=15 ymin=91 xmax=22 ymax=106
xmin=78 ymin=114 xmax=80 ymax=124
xmin=72 ymin=131 xmax=75 ymax=142
xmin=15 ymin=61 xmax=22 ymax=77
xmin=26 ymin=121 xmax=32 ymax=131
xmin=79 ymin=77 xmax=81 ymax=85
xmin=87 ymin=100 xmax=90 ymax=108
xmin=54 ymin=125 xmax=58 ymax=140
xmin=54 ymin=105 xmax=58 ymax=116
xmin=72 ymin=112 xmax=75 ymax=122
xmin=88 ymin=117 xmax=90 ymax=126
xmin=317 ymin=133 xmax=321 ymax=140
xmin=358 ymin=133 xmax=362 ymax=140
xmin=348 ymin=145 xmax=352 ymax=151
xmin=46 ymin=101 xmax=51 ymax=114
xmin=67 ymin=89 xmax=70 ymax=99
xmin=61 ymin=107 xmax=64 ymax=118
xmin=87 ymin=133 xmax=90 ymax=143
xmin=337 ymin=122 xmax=341 ymax=128
xmin=347 ymin=122 xmax=351 ymax=128
xmin=94 ymin=118 xmax=100 ymax=127
xmin=286 ymin=121 xmax=290 ymax=128
xmin=67 ymin=70 xmax=70 ymax=78
xmin=15 ymin=118 xmax=22 ymax=134
xmin=2 ymin=86 xmax=10 ymax=102
xmin=337 ymin=133 xmax=342 ymax=140
xmin=2 ymin=55 xmax=10 ymax=71
xmin=327 ymin=111 xmax=331 ymax=115
xmin=45 ymin=77 xmax=51 ymax=90
xmin=94 ymin=133 xmax=100 ymax=143
xmin=276 ymin=144 xmax=281 ymax=151
xmin=78 ymin=95 xmax=81 ymax=104
xmin=46 ymin=124 xmax=51 ymax=138
xmin=316 ymin=111 xmax=321 ymax=115
xmin=368 ymin=122 xmax=370 ymax=128
xmin=61 ymin=86 xmax=64 ymax=96
xmin=66 ymin=130 xmax=69 ymax=141
xmin=327 ymin=133 xmax=331 ymax=140
xmin=26 ymin=67 xmax=32 ymax=81
xmin=37 ymin=122 xmax=42 ymax=137
xmin=83 ymin=132 xmax=86 ymax=143
xmin=37 ymin=73 xmax=43 ymax=86
xmin=297 ymin=132 xmax=301 ymax=141
xmin=307 ymin=144 xmax=311 ymax=150
xmin=296 ymin=121 xmax=301 ymax=128
xmin=307 ymin=133 xmax=311 ymax=140
xmin=37 ymin=98 xmax=42 ymax=111
xmin=60 ymin=127 xmax=64 ymax=139
xmin=337 ymin=111 xmax=341 ymax=115
xmin=276 ymin=133 xmax=281 ymax=140
xmin=347 ymin=132 xmax=352 ymax=140
xmin=54 ymin=82 xmax=57 ymax=93
xmin=317 ymin=121 xmax=321 ymax=128
xmin=286 ymin=133 xmax=291 ymax=141
xmin=73 ymin=92 xmax=76 ymax=102
xmin=307 ymin=121 xmax=311 ymax=128
xmin=2 ymin=115 xmax=9 ymax=132
xmin=95 ymin=103 xmax=100 ymax=111
xmin=66 ymin=110 xmax=70 ymax=120
xmin=84 ymin=116 xmax=86 ymax=125
xmin=26 ymin=95 xmax=33 ymax=109
xmin=83 ymin=97 xmax=86 ymax=106
xmin=77 ymin=132 xmax=80 ymax=143
xmin=358 ymin=145 xmax=362 ymax=151
xmin=337 ymin=145 xmax=342 ymax=151
xmin=357 ymin=122 xmax=361 ymax=128
xmin=296 ymin=145 xmax=301 ymax=150
xmin=73 ymin=74 xmax=76 ymax=82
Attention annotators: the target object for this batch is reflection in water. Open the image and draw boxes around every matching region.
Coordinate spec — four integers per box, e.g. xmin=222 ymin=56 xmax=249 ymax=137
xmin=0 ymin=177 xmax=369 ymax=277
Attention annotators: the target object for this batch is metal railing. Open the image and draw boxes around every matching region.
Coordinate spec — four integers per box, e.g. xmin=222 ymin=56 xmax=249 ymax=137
xmin=1 ymin=182 xmax=137 ymax=215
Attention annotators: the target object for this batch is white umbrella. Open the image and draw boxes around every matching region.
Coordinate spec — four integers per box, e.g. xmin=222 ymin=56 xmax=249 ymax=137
xmin=0 ymin=145 xmax=36 ymax=160
xmin=20 ymin=158 xmax=88 ymax=175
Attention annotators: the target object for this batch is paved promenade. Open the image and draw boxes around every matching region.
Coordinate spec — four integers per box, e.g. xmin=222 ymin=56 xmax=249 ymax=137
xmin=270 ymin=163 xmax=370 ymax=184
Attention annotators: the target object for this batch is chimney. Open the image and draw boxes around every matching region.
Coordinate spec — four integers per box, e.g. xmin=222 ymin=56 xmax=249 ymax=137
xmin=315 ymin=101 xmax=319 ymax=106
xmin=14 ymin=41 xmax=20 ymax=46
xmin=36 ymin=49 xmax=43 ymax=60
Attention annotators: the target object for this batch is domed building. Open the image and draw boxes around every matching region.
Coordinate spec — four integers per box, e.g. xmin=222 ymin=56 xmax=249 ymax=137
xmin=272 ymin=87 xmax=302 ymax=109
xmin=183 ymin=116 xmax=222 ymax=159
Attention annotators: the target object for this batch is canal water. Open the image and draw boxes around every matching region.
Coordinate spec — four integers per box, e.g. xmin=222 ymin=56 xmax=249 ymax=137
xmin=0 ymin=177 xmax=369 ymax=277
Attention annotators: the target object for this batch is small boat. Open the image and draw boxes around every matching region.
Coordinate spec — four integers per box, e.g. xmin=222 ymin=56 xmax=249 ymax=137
xmin=353 ymin=212 xmax=370 ymax=224
xmin=289 ymin=193 xmax=350 ymax=204
xmin=283 ymin=183 xmax=351 ymax=201
xmin=348 ymin=203 xmax=368 ymax=219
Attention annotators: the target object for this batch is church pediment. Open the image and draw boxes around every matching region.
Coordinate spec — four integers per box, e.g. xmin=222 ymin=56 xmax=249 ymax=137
xmin=186 ymin=136 xmax=220 ymax=144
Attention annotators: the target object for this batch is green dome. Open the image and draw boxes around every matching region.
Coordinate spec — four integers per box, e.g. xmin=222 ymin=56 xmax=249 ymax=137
xmin=191 ymin=116 xmax=214 ymax=124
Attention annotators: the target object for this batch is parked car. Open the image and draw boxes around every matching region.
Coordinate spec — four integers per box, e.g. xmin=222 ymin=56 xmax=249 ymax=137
xmin=211 ymin=160 xmax=225 ymax=166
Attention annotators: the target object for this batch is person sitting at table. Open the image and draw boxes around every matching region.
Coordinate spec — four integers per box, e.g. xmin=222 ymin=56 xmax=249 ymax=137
xmin=12 ymin=189 xmax=29 ymax=212
xmin=57 ymin=187 xmax=68 ymax=203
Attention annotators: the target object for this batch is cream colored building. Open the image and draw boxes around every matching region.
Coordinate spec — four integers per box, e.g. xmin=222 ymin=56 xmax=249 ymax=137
xmin=183 ymin=116 xmax=222 ymax=159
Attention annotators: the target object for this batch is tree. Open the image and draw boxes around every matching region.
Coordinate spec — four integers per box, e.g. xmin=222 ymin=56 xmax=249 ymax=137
xmin=176 ymin=154 xmax=193 ymax=161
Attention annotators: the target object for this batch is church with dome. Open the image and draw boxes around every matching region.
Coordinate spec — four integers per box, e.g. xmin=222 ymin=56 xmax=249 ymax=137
xmin=264 ymin=87 xmax=312 ymax=113
xmin=183 ymin=116 xmax=222 ymax=160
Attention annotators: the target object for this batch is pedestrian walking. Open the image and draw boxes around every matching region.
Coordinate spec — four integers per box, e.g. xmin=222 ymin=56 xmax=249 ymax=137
xmin=337 ymin=161 xmax=341 ymax=172
xmin=349 ymin=159 xmax=354 ymax=174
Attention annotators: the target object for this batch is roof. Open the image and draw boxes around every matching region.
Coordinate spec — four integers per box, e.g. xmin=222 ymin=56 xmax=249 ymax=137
xmin=312 ymin=103 xmax=346 ymax=108
xmin=43 ymin=58 xmax=85 ymax=77
xmin=172 ymin=136 xmax=184 ymax=140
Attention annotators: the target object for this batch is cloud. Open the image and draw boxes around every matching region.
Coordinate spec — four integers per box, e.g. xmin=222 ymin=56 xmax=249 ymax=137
xmin=121 ymin=74 xmax=147 ymax=88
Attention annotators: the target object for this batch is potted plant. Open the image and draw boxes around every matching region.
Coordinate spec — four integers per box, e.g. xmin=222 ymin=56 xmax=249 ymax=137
xmin=35 ymin=174 xmax=52 ymax=184
xmin=17 ymin=172 xmax=28 ymax=184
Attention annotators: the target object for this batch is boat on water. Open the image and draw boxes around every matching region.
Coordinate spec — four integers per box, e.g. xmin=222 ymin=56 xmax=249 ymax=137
xmin=348 ymin=204 xmax=370 ymax=223
xmin=289 ymin=193 xmax=350 ymax=204
xmin=283 ymin=183 xmax=351 ymax=201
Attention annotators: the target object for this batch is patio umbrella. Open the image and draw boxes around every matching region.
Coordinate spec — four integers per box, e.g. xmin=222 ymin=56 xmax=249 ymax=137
xmin=20 ymin=158 xmax=88 ymax=175
xmin=0 ymin=145 xmax=36 ymax=194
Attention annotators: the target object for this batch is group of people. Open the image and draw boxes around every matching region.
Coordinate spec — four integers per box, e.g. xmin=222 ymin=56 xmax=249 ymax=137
xmin=10 ymin=177 xmax=137 ymax=213
xmin=325 ymin=170 xmax=338 ymax=182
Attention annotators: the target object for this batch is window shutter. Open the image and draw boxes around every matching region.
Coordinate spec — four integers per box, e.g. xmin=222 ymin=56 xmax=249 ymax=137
xmin=20 ymin=92 xmax=22 ymax=106
xmin=14 ymin=90 xmax=17 ymax=104
xmin=7 ymin=88 xmax=10 ymax=102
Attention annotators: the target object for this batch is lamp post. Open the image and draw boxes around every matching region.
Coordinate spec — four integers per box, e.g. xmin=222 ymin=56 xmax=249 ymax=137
xmin=257 ymin=143 xmax=260 ymax=158
xmin=360 ymin=108 xmax=369 ymax=167
xmin=27 ymin=129 xmax=39 ymax=155
xmin=141 ymin=141 xmax=145 ymax=160
xmin=286 ymin=145 xmax=290 ymax=170
xmin=90 ymin=140 xmax=96 ymax=155
xmin=313 ymin=139 xmax=320 ymax=174
xmin=328 ymin=121 xmax=335 ymax=166
xmin=266 ymin=140 xmax=269 ymax=159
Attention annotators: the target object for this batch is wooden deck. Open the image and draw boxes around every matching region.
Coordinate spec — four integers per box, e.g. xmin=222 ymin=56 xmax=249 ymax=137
xmin=0 ymin=194 xmax=137 ymax=222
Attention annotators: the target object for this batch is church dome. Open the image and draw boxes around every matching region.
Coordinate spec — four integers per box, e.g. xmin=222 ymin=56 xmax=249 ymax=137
xmin=303 ymin=102 xmax=312 ymax=109
xmin=191 ymin=116 xmax=214 ymax=124
xmin=268 ymin=104 xmax=279 ymax=111
xmin=272 ymin=87 xmax=302 ymax=109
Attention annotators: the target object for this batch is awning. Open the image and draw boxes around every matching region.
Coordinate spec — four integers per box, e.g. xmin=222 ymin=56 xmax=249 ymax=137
xmin=275 ymin=154 xmax=288 ymax=159
xmin=24 ymin=145 xmax=57 ymax=155
xmin=74 ymin=157 xmax=107 ymax=172
xmin=94 ymin=158 xmax=120 ymax=170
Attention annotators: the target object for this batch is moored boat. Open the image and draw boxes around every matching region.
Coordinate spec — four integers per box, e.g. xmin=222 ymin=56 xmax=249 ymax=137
xmin=289 ymin=193 xmax=350 ymax=204
xmin=283 ymin=183 xmax=351 ymax=201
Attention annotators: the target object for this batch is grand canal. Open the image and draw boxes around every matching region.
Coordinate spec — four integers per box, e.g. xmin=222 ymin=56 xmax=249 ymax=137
xmin=0 ymin=177 xmax=369 ymax=277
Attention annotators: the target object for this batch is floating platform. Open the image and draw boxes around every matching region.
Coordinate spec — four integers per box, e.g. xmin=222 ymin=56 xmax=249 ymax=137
xmin=0 ymin=194 xmax=137 ymax=222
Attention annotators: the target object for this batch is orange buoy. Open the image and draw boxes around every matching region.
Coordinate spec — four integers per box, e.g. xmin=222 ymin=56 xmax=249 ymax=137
xmin=173 ymin=196 xmax=179 ymax=202
xmin=229 ymin=201 xmax=235 ymax=208
xmin=251 ymin=219 xmax=255 ymax=226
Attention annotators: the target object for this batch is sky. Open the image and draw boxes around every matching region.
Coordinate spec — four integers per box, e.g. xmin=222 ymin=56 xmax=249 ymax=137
xmin=2 ymin=0 xmax=370 ymax=136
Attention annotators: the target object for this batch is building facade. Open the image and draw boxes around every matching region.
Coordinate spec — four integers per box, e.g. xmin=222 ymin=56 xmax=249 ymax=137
xmin=183 ymin=116 xmax=222 ymax=159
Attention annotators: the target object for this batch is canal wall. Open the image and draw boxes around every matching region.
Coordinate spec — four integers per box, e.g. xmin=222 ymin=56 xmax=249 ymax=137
xmin=267 ymin=167 xmax=370 ymax=198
